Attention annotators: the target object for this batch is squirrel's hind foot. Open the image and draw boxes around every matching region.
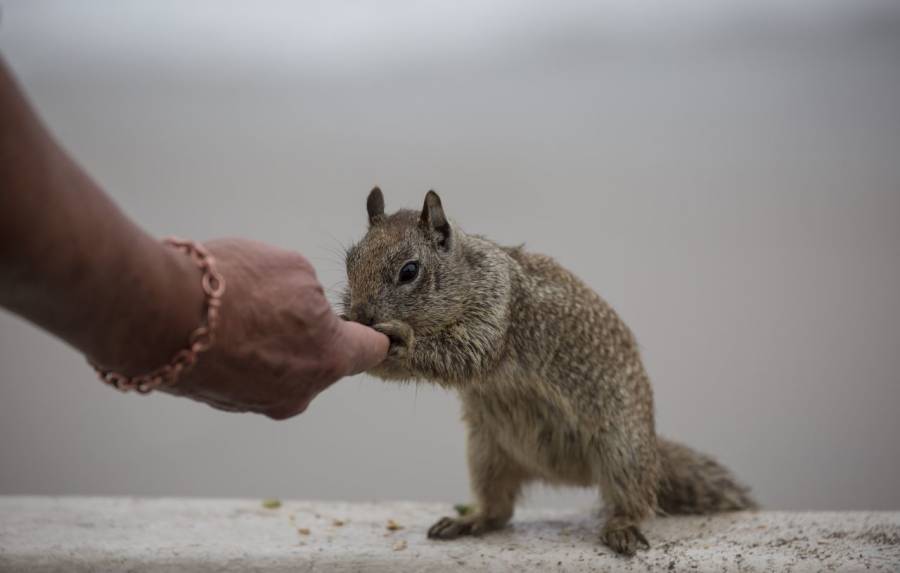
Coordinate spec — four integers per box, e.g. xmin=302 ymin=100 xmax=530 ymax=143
xmin=601 ymin=523 xmax=650 ymax=556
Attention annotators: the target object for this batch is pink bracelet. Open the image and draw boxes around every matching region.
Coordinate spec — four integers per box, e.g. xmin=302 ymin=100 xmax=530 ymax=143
xmin=90 ymin=237 xmax=226 ymax=394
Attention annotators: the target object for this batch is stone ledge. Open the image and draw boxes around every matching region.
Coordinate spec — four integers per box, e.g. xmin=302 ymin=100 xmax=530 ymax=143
xmin=0 ymin=496 xmax=898 ymax=572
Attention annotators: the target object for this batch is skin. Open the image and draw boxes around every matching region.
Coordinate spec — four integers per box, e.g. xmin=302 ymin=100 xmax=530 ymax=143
xmin=0 ymin=58 xmax=388 ymax=418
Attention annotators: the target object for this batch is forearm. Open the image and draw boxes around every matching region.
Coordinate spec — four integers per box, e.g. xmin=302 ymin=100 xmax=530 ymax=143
xmin=0 ymin=59 xmax=203 ymax=375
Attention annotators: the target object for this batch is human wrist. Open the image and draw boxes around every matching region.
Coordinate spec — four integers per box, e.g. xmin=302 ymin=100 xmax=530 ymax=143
xmin=90 ymin=237 xmax=210 ymax=378
xmin=92 ymin=238 xmax=224 ymax=393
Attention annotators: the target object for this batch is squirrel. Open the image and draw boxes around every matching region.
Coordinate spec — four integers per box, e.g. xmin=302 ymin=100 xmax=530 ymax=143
xmin=342 ymin=187 xmax=756 ymax=556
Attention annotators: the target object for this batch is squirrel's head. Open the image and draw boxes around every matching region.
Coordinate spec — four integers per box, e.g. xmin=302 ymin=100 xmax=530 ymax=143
xmin=343 ymin=187 xmax=464 ymax=333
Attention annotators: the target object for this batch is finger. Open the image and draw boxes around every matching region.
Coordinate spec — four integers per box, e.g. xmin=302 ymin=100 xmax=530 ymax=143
xmin=336 ymin=319 xmax=390 ymax=375
xmin=264 ymin=399 xmax=311 ymax=420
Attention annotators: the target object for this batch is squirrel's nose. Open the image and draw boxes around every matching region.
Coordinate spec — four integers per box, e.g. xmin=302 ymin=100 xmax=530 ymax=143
xmin=350 ymin=304 xmax=376 ymax=327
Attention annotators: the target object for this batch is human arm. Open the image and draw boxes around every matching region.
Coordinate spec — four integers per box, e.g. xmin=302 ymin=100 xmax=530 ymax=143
xmin=0 ymin=59 xmax=388 ymax=418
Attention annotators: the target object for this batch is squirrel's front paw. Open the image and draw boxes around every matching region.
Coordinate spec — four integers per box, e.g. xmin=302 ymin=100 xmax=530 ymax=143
xmin=373 ymin=320 xmax=414 ymax=359
xmin=427 ymin=514 xmax=506 ymax=540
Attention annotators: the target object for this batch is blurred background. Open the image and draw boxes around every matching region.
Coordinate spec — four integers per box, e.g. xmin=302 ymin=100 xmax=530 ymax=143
xmin=1 ymin=0 xmax=898 ymax=511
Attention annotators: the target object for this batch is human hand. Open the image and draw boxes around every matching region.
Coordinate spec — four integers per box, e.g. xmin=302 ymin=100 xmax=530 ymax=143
xmin=0 ymin=60 xmax=386 ymax=418
xmin=164 ymin=238 xmax=389 ymax=419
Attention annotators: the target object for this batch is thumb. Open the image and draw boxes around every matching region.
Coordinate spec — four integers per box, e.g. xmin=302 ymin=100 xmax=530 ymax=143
xmin=335 ymin=319 xmax=390 ymax=375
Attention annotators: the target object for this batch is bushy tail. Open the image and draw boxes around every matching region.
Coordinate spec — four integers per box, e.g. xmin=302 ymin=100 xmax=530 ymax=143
xmin=656 ymin=437 xmax=757 ymax=515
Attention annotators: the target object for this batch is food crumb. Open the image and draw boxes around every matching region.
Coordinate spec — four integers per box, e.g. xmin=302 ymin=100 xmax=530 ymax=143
xmin=298 ymin=528 xmax=311 ymax=535
xmin=387 ymin=519 xmax=404 ymax=531
xmin=454 ymin=504 xmax=473 ymax=516
xmin=332 ymin=519 xmax=345 ymax=527
xmin=261 ymin=499 xmax=282 ymax=510
xmin=393 ymin=539 xmax=408 ymax=551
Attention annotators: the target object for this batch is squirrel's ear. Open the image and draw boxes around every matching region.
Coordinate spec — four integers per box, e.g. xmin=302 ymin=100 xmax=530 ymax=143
xmin=367 ymin=186 xmax=385 ymax=225
xmin=420 ymin=190 xmax=451 ymax=249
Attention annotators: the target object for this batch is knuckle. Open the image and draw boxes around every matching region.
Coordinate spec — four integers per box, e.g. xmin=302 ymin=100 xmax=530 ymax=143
xmin=286 ymin=252 xmax=316 ymax=277
xmin=315 ymin=354 xmax=346 ymax=381
xmin=293 ymin=284 xmax=332 ymax=323
xmin=264 ymin=401 xmax=309 ymax=420
xmin=264 ymin=409 xmax=293 ymax=421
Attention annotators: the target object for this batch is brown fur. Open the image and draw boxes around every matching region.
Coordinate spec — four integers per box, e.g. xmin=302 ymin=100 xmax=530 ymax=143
xmin=343 ymin=188 xmax=756 ymax=556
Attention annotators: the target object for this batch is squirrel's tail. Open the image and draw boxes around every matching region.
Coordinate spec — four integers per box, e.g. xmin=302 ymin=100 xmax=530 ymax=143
xmin=655 ymin=437 xmax=757 ymax=515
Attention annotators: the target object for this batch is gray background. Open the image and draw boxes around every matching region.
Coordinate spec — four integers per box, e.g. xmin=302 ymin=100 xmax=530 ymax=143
xmin=1 ymin=0 xmax=898 ymax=511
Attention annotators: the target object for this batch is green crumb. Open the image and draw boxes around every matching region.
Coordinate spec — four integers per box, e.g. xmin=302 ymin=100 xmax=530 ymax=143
xmin=454 ymin=503 xmax=473 ymax=516
xmin=261 ymin=499 xmax=282 ymax=510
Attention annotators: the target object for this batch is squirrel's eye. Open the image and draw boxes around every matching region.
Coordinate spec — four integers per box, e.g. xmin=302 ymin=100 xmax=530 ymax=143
xmin=398 ymin=261 xmax=419 ymax=284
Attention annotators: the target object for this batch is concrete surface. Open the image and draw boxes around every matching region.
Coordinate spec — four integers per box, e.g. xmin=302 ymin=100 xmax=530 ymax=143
xmin=0 ymin=497 xmax=898 ymax=572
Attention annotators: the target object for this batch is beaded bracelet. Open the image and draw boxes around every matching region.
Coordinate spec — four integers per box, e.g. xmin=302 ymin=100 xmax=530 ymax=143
xmin=90 ymin=237 xmax=225 ymax=394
